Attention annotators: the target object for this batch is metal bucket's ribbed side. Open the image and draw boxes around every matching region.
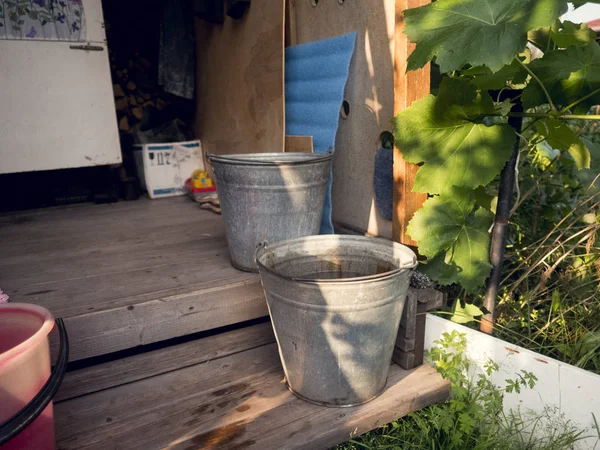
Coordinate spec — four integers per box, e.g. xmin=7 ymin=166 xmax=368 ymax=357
xmin=256 ymin=235 xmax=417 ymax=407
xmin=208 ymin=153 xmax=332 ymax=272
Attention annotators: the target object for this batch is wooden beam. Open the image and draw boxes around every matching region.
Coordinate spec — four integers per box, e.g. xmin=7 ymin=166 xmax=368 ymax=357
xmin=284 ymin=135 xmax=313 ymax=153
xmin=285 ymin=0 xmax=298 ymax=47
xmin=55 ymin=323 xmax=276 ymax=402
xmin=393 ymin=0 xmax=430 ymax=246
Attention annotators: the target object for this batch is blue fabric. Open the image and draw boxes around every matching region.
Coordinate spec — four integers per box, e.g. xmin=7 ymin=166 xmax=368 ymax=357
xmin=285 ymin=32 xmax=356 ymax=234
xmin=374 ymin=147 xmax=393 ymax=221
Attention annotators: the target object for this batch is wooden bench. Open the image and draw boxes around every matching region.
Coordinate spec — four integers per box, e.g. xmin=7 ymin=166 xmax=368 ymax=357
xmin=1 ymin=198 xmax=450 ymax=450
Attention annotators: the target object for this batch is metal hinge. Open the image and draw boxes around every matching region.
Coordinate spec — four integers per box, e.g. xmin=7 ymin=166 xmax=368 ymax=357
xmin=70 ymin=43 xmax=104 ymax=52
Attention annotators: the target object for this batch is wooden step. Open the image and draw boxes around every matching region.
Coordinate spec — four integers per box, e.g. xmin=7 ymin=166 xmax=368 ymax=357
xmin=54 ymin=323 xmax=450 ymax=450
xmin=0 ymin=197 xmax=268 ymax=361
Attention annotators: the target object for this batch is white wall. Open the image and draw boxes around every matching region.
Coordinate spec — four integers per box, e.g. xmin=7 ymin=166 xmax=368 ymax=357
xmin=425 ymin=314 xmax=600 ymax=449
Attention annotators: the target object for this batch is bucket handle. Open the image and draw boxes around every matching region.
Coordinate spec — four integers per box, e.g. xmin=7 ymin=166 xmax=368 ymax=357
xmin=254 ymin=240 xmax=269 ymax=266
xmin=0 ymin=318 xmax=69 ymax=446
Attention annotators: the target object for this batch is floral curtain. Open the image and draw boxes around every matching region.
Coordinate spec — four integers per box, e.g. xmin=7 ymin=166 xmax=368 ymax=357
xmin=0 ymin=0 xmax=86 ymax=41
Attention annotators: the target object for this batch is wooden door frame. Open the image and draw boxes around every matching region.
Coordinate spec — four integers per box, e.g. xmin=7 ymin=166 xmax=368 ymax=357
xmin=393 ymin=0 xmax=430 ymax=247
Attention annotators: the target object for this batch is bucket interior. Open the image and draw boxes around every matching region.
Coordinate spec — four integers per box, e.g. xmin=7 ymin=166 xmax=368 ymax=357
xmin=0 ymin=308 xmax=47 ymax=356
xmin=208 ymin=152 xmax=332 ymax=166
xmin=257 ymin=236 xmax=417 ymax=281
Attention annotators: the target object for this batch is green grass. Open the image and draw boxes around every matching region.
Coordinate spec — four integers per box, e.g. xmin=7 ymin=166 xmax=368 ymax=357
xmin=334 ymin=332 xmax=587 ymax=450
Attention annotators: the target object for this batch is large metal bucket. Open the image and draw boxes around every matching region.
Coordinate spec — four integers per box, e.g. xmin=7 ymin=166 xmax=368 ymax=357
xmin=255 ymin=235 xmax=417 ymax=407
xmin=207 ymin=153 xmax=333 ymax=272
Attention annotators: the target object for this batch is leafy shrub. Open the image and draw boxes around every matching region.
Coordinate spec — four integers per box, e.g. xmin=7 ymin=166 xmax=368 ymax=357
xmin=336 ymin=331 xmax=586 ymax=450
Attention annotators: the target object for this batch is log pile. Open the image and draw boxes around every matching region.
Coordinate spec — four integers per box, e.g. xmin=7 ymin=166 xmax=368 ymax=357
xmin=110 ymin=53 xmax=170 ymax=133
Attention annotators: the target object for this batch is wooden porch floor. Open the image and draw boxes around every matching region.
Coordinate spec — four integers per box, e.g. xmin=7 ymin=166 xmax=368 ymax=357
xmin=0 ymin=197 xmax=267 ymax=361
xmin=1 ymin=197 xmax=450 ymax=449
xmin=53 ymin=322 xmax=449 ymax=450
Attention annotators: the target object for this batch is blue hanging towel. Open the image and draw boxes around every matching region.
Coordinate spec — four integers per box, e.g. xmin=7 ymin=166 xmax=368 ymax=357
xmin=285 ymin=32 xmax=357 ymax=234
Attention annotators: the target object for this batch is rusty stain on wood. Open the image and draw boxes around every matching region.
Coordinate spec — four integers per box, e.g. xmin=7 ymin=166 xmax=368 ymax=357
xmin=212 ymin=383 xmax=251 ymax=398
xmin=184 ymin=420 xmax=248 ymax=450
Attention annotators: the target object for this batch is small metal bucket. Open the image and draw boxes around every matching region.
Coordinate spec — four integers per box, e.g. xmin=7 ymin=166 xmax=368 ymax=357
xmin=255 ymin=235 xmax=417 ymax=407
xmin=207 ymin=153 xmax=333 ymax=272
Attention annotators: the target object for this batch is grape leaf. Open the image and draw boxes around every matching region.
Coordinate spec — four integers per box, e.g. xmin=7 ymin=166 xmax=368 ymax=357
xmin=451 ymin=300 xmax=484 ymax=324
xmin=420 ymin=252 xmax=461 ymax=286
xmin=523 ymin=44 xmax=600 ymax=113
xmin=581 ymin=137 xmax=600 ymax=173
xmin=552 ymin=21 xmax=596 ymax=48
xmin=578 ymin=137 xmax=600 ymax=186
xmin=529 ymin=21 xmax=596 ymax=51
xmin=406 ymin=187 xmax=494 ymax=292
xmin=535 ymin=118 xmax=590 ymax=169
xmin=392 ymin=78 xmax=516 ymax=194
xmin=495 ymin=98 xmax=515 ymax=116
xmin=474 ymin=186 xmax=497 ymax=213
xmin=404 ymin=0 xmax=567 ymax=73
xmin=464 ymin=59 xmax=528 ymax=90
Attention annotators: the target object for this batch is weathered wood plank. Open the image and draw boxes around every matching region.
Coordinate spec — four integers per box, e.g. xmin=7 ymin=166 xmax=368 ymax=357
xmin=211 ymin=365 xmax=449 ymax=450
xmin=55 ymin=322 xmax=276 ymax=402
xmin=50 ymin=277 xmax=267 ymax=361
xmin=392 ymin=0 xmax=430 ymax=246
xmin=284 ymin=135 xmax=313 ymax=153
xmin=55 ymin=330 xmax=449 ymax=450
xmin=12 ymin=238 xmax=247 ymax=315
xmin=0 ymin=198 xmax=268 ymax=361
xmin=55 ymin=344 xmax=284 ymax=449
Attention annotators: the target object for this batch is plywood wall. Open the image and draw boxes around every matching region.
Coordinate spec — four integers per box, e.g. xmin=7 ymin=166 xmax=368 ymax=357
xmin=195 ymin=0 xmax=285 ymax=156
xmin=290 ymin=0 xmax=396 ymax=238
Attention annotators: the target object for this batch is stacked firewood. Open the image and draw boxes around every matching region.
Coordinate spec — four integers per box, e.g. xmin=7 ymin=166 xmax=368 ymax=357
xmin=110 ymin=53 xmax=169 ymax=133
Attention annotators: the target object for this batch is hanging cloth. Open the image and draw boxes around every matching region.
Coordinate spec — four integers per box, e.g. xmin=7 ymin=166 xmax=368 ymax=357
xmin=159 ymin=0 xmax=196 ymax=99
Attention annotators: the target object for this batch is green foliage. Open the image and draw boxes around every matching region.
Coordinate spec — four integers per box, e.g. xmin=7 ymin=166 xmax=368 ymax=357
xmin=550 ymin=21 xmax=596 ymax=49
xmin=403 ymin=0 xmax=567 ymax=73
xmin=407 ymin=187 xmax=494 ymax=292
xmin=463 ymin=58 xmax=528 ymax=91
xmin=450 ymin=300 xmax=484 ymax=324
xmin=494 ymin=149 xmax=600 ymax=374
xmin=392 ymin=78 xmax=516 ymax=194
xmin=336 ymin=332 xmax=586 ymax=450
xmin=395 ymin=0 xmax=600 ymax=292
xmin=535 ymin=118 xmax=590 ymax=169
xmin=523 ymin=44 xmax=600 ymax=113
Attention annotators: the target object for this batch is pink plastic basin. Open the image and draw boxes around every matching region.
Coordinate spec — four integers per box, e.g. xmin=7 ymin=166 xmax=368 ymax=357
xmin=0 ymin=304 xmax=57 ymax=450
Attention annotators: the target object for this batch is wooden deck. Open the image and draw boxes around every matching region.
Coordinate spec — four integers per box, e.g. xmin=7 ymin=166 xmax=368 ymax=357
xmin=2 ymin=197 xmax=451 ymax=449
xmin=54 ymin=322 xmax=450 ymax=450
xmin=0 ymin=197 xmax=267 ymax=361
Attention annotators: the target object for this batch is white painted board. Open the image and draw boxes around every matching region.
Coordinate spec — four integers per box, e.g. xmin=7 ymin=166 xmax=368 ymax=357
xmin=425 ymin=314 xmax=600 ymax=450
xmin=0 ymin=0 xmax=121 ymax=174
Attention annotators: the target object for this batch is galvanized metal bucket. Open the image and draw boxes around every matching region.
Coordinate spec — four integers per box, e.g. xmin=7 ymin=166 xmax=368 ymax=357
xmin=255 ymin=235 xmax=417 ymax=407
xmin=207 ymin=153 xmax=333 ymax=272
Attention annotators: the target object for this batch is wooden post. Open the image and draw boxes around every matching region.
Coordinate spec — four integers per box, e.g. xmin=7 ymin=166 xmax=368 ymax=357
xmin=393 ymin=0 xmax=430 ymax=246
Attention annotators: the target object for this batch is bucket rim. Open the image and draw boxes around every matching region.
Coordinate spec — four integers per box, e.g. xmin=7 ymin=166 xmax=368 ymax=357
xmin=0 ymin=303 xmax=55 ymax=368
xmin=255 ymin=235 xmax=417 ymax=284
xmin=206 ymin=152 xmax=333 ymax=166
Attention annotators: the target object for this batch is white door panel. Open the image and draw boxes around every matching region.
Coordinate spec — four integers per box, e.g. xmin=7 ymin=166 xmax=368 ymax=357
xmin=0 ymin=0 xmax=121 ymax=174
